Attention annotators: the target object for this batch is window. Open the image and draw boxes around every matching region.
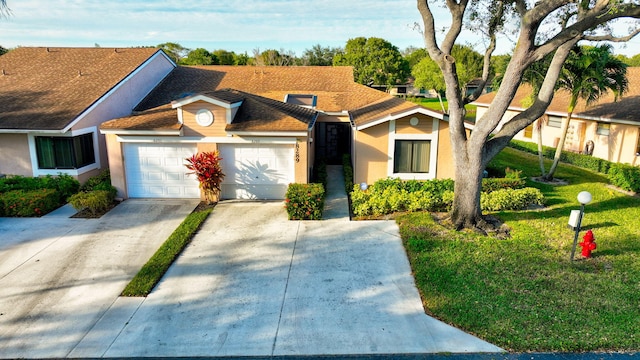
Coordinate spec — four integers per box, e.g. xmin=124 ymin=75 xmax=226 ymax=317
xmin=596 ymin=122 xmax=610 ymax=136
xmin=636 ymin=128 xmax=640 ymax=155
xmin=524 ymin=124 xmax=533 ymax=139
xmin=394 ymin=140 xmax=431 ymax=173
xmin=35 ymin=133 xmax=95 ymax=169
xmin=547 ymin=116 xmax=563 ymax=128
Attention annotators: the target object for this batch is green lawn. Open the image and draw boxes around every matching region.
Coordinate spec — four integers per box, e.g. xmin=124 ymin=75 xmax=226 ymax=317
xmin=398 ymin=147 xmax=640 ymax=352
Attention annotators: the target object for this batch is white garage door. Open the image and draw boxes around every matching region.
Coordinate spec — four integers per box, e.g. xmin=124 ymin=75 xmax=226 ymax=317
xmin=124 ymin=143 xmax=200 ymax=198
xmin=218 ymin=143 xmax=294 ymax=200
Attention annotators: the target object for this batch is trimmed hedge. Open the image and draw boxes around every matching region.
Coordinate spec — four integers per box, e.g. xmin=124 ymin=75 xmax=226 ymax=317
xmin=0 ymin=189 xmax=60 ymax=217
xmin=343 ymin=154 xmax=354 ymax=194
xmin=608 ymin=163 xmax=640 ymax=193
xmin=67 ymin=190 xmax=115 ymax=216
xmin=351 ymin=176 xmax=542 ymax=217
xmin=508 ymin=139 xmax=613 ymax=175
xmin=285 ymin=183 xmax=325 ymax=220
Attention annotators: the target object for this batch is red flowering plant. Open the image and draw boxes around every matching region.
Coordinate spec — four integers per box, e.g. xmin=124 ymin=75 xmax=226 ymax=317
xmin=185 ymin=151 xmax=225 ymax=204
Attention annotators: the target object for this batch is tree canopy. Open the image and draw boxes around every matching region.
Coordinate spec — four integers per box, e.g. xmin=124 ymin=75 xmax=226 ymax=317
xmin=181 ymin=48 xmax=218 ymax=65
xmin=301 ymin=44 xmax=341 ymax=66
xmin=412 ymin=44 xmax=484 ymax=94
xmin=333 ymin=37 xmax=410 ymax=86
xmin=417 ymin=0 xmax=640 ymax=230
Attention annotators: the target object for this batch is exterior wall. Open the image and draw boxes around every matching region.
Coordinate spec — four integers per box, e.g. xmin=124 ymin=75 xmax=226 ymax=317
xmin=0 ymin=134 xmax=32 ymax=176
xmin=181 ymin=102 xmax=228 ymax=137
xmin=479 ymin=105 xmax=640 ymax=166
xmin=354 ymin=123 xmax=389 ymax=185
xmin=104 ymin=133 xmax=127 ymax=199
xmin=294 ymin=137 xmax=309 ymax=183
xmin=435 ymin=121 xmax=456 ymax=179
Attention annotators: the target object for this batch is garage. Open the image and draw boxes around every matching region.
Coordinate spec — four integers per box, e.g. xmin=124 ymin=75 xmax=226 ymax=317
xmin=218 ymin=143 xmax=294 ymax=200
xmin=124 ymin=143 xmax=200 ymax=198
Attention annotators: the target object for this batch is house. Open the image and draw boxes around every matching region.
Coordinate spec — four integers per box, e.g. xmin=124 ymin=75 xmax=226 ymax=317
xmin=0 ymin=47 xmax=176 ymax=182
xmin=100 ymin=65 xmax=457 ymax=200
xmin=474 ymin=67 xmax=640 ymax=166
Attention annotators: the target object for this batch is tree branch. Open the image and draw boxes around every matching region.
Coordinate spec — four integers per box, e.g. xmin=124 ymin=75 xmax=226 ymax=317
xmin=584 ymin=28 xmax=640 ymax=42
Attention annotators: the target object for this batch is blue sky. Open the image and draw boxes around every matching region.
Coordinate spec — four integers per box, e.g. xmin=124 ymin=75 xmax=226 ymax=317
xmin=1 ymin=0 xmax=639 ymax=57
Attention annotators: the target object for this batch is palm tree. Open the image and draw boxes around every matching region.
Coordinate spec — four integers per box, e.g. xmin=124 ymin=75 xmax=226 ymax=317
xmin=0 ymin=0 xmax=10 ymax=18
xmin=544 ymin=44 xmax=628 ymax=181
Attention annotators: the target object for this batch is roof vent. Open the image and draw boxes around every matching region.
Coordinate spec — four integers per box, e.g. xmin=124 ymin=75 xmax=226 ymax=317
xmin=78 ymin=70 xmax=83 ymax=76
xmin=1 ymin=69 xmax=5 ymax=76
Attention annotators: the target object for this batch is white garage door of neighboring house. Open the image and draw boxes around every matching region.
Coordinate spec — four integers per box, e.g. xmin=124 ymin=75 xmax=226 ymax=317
xmin=218 ymin=143 xmax=294 ymax=200
xmin=124 ymin=143 xmax=200 ymax=198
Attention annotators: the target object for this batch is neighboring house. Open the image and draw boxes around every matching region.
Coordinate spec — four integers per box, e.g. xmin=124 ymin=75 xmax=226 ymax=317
xmin=0 ymin=47 xmax=176 ymax=182
xmin=474 ymin=67 xmax=640 ymax=167
xmin=100 ymin=65 xmax=457 ymax=200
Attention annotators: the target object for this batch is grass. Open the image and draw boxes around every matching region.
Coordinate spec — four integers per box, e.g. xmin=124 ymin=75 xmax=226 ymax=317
xmin=407 ymin=97 xmax=477 ymax=123
xmin=398 ymin=147 xmax=640 ymax=352
xmin=121 ymin=204 xmax=214 ymax=297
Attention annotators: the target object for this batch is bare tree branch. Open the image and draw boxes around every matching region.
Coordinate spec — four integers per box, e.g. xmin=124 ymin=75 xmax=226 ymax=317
xmin=584 ymin=28 xmax=640 ymax=41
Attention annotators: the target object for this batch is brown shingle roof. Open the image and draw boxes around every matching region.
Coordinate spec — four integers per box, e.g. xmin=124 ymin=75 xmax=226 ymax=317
xmin=134 ymin=65 xmax=400 ymax=114
xmin=474 ymin=67 xmax=640 ymax=124
xmin=0 ymin=47 xmax=162 ymax=131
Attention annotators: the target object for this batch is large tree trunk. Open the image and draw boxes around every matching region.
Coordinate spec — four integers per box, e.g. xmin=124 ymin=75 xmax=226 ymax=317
xmin=536 ymin=118 xmax=546 ymax=177
xmin=450 ymin=154 xmax=485 ymax=230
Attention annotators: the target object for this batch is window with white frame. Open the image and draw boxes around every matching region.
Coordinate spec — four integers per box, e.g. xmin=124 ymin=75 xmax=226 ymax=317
xmin=394 ymin=140 xmax=431 ymax=173
xmin=636 ymin=128 xmax=640 ymax=155
xmin=547 ymin=116 xmax=563 ymax=128
xmin=596 ymin=122 xmax=610 ymax=136
xmin=35 ymin=133 xmax=95 ymax=169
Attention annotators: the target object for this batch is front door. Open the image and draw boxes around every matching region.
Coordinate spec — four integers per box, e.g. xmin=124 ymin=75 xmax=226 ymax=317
xmin=315 ymin=122 xmax=351 ymax=165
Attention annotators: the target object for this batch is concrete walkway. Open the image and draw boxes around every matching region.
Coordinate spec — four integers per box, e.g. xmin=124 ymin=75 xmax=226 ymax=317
xmin=66 ymin=165 xmax=501 ymax=358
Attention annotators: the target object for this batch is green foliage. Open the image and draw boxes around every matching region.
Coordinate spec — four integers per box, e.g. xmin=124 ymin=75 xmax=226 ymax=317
xmin=285 ymin=183 xmax=325 ymax=220
xmin=351 ymin=178 xmax=455 ymax=217
xmin=608 ymin=163 xmax=640 ymax=193
xmin=0 ymin=189 xmax=60 ymax=217
xmin=180 ymin=48 xmax=218 ymax=65
xmin=67 ymin=190 xmax=115 ymax=216
xmin=302 ymin=44 xmax=340 ymax=66
xmin=412 ymin=44 xmax=483 ymax=93
xmin=313 ymin=161 xmax=328 ymax=188
xmin=185 ymin=151 xmax=225 ymax=203
xmin=333 ymin=37 xmax=410 ymax=86
xmin=480 ymin=187 xmax=545 ymax=211
xmin=156 ymin=42 xmax=189 ymax=63
xmin=481 ymin=177 xmax=526 ymax=193
xmin=0 ymin=174 xmax=80 ymax=215
xmin=509 ymin=139 xmax=613 ymax=174
xmin=342 ymin=154 xmax=354 ymax=195
xmin=80 ymin=169 xmax=114 ymax=193
xmin=122 ymin=206 xmax=213 ymax=297
xmin=212 ymin=49 xmax=236 ymax=65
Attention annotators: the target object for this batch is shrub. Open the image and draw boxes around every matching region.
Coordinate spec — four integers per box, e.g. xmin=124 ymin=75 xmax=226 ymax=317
xmin=48 ymin=174 xmax=80 ymax=201
xmin=185 ymin=151 xmax=225 ymax=203
xmin=508 ymin=139 xmax=614 ymax=175
xmin=0 ymin=189 xmax=60 ymax=217
xmin=480 ymin=187 xmax=545 ymax=211
xmin=608 ymin=163 xmax=640 ymax=193
xmin=343 ymin=154 xmax=354 ymax=194
xmin=285 ymin=183 xmax=325 ymax=220
xmin=67 ymin=190 xmax=115 ymax=216
xmin=482 ymin=178 xmax=526 ymax=193
xmin=313 ymin=161 xmax=328 ymax=188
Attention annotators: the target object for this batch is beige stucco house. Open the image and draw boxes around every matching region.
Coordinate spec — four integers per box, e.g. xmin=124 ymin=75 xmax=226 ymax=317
xmin=100 ymin=65 xmax=456 ymax=200
xmin=0 ymin=47 xmax=176 ymax=183
xmin=474 ymin=67 xmax=640 ymax=167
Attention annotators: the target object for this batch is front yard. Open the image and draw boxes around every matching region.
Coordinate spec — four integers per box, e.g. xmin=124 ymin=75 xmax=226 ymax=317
xmin=398 ymin=147 xmax=640 ymax=351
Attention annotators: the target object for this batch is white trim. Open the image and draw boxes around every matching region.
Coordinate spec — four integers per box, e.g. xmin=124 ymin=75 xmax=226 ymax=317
xmin=100 ymin=129 xmax=182 ymax=136
xmin=61 ymin=50 xmax=174 ymax=133
xmin=28 ymin=126 xmax=101 ymax=177
xmin=386 ymin=118 xmax=439 ymax=180
xmin=356 ymin=107 xmax=444 ymax=131
xmin=115 ymin=135 xmax=298 ymax=145
xmin=225 ymin=131 xmax=308 ymax=137
xmin=177 ymin=108 xmax=184 ymax=124
xmin=171 ymin=94 xmax=243 ymax=109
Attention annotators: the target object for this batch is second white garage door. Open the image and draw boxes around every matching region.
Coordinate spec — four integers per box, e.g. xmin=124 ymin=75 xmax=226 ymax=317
xmin=124 ymin=143 xmax=200 ymax=198
xmin=218 ymin=143 xmax=294 ymax=200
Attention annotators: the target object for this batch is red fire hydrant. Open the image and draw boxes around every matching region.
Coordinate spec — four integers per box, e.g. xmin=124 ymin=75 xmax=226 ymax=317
xmin=579 ymin=229 xmax=597 ymax=258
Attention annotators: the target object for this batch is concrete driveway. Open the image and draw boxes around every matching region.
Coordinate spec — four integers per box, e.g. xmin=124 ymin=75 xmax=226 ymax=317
xmin=0 ymin=199 xmax=200 ymax=358
xmin=70 ymin=201 xmax=501 ymax=357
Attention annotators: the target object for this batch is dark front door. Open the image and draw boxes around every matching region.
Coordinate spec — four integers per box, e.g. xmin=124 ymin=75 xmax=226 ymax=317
xmin=316 ymin=122 xmax=351 ymax=165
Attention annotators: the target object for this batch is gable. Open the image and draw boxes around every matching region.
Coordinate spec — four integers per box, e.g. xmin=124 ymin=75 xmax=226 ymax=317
xmin=0 ymin=47 xmax=166 ymax=131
